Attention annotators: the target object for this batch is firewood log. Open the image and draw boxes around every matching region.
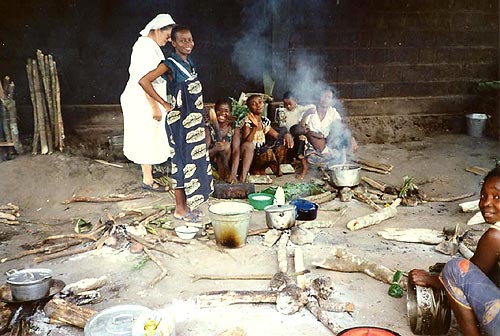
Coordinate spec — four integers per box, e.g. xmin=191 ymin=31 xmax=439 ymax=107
xmin=277 ymin=231 xmax=289 ymax=273
xmin=44 ymin=298 xmax=97 ymax=328
xmin=312 ymin=247 xmax=406 ymax=290
xmin=32 ymin=59 xmax=48 ymax=154
xmin=26 ymin=60 xmax=39 ymax=154
xmin=346 ymin=198 xmax=401 ymax=231
xmin=377 ymin=228 xmax=444 ymax=244
xmin=196 ymin=290 xmax=278 ymax=307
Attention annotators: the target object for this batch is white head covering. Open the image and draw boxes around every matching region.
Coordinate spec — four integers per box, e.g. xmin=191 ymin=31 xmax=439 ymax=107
xmin=139 ymin=14 xmax=176 ymax=36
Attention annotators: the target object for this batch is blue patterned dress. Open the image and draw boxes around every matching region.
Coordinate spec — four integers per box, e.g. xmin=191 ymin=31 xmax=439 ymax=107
xmin=162 ymin=53 xmax=213 ymax=210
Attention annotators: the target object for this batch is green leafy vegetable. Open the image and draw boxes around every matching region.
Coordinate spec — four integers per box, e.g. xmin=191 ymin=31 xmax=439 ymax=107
xmin=229 ymin=97 xmax=249 ymax=125
xmin=261 ymin=182 xmax=324 ymax=202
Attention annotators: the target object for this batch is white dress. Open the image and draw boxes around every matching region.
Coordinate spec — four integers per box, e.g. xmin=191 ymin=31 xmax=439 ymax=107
xmin=120 ymin=36 xmax=171 ymax=164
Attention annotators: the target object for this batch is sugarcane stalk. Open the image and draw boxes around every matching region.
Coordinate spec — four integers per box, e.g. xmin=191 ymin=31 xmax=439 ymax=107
xmin=48 ymin=55 xmax=59 ymax=148
xmin=54 ymin=60 xmax=64 ymax=151
xmin=26 ymin=60 xmax=39 ymax=153
xmin=1 ymin=78 xmax=11 ymax=144
xmin=32 ymin=59 xmax=49 ymax=154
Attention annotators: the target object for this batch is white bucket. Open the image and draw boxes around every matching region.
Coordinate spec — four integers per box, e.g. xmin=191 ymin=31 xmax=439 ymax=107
xmin=208 ymin=202 xmax=253 ymax=248
xmin=465 ymin=113 xmax=488 ymax=137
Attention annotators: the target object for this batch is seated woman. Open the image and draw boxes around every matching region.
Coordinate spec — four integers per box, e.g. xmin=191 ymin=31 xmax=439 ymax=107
xmin=301 ymin=88 xmax=357 ymax=167
xmin=409 ymin=166 xmax=500 ymax=336
xmin=205 ymin=98 xmax=240 ymax=183
xmin=239 ymin=94 xmax=293 ymax=182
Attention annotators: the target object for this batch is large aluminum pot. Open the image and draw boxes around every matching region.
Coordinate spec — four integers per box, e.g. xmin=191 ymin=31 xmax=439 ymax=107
xmin=329 ymin=164 xmax=361 ymax=187
xmin=6 ymin=268 xmax=53 ymax=301
xmin=264 ymin=204 xmax=296 ymax=230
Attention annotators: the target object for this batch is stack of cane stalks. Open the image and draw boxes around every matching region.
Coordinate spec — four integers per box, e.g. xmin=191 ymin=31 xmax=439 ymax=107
xmin=0 ymin=76 xmax=22 ymax=154
xmin=26 ymin=49 xmax=64 ymax=154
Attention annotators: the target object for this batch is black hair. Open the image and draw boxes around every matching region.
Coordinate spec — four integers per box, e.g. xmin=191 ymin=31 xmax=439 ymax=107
xmin=484 ymin=166 xmax=500 ymax=184
xmin=171 ymin=24 xmax=191 ymax=41
xmin=282 ymin=91 xmax=295 ymax=101
xmin=215 ymin=98 xmax=232 ymax=111
xmin=246 ymin=94 xmax=261 ymax=106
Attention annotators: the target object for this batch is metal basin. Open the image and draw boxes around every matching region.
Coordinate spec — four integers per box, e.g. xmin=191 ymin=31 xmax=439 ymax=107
xmin=329 ymin=164 xmax=361 ymax=187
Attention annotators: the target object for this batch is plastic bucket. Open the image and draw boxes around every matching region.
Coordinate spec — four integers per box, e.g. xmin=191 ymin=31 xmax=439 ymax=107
xmin=465 ymin=113 xmax=488 ymax=137
xmin=208 ymin=202 xmax=253 ymax=248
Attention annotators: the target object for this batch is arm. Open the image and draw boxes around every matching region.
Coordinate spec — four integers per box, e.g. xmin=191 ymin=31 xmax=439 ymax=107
xmin=268 ymin=127 xmax=293 ymax=148
xmin=470 ymin=228 xmax=500 ymax=276
xmin=138 ymin=63 xmax=172 ymax=117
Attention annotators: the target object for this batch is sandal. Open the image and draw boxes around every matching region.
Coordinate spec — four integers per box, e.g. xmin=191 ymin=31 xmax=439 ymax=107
xmin=141 ymin=182 xmax=168 ymax=192
xmin=174 ymin=211 xmax=201 ymax=223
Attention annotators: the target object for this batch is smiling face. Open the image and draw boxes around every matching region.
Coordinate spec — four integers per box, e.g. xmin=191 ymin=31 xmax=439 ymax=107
xmin=247 ymin=95 xmax=264 ymax=116
xmin=318 ymin=89 xmax=333 ymax=108
xmin=215 ymin=102 xmax=231 ymax=123
xmin=172 ymin=29 xmax=194 ymax=57
xmin=479 ymin=176 xmax=500 ymax=224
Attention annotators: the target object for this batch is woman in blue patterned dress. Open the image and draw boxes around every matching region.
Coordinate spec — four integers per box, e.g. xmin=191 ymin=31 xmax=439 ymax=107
xmin=139 ymin=25 xmax=213 ymax=222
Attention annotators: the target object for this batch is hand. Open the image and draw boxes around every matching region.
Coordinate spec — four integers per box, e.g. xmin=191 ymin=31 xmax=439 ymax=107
xmin=162 ymin=101 xmax=172 ymax=113
xmin=408 ymin=269 xmax=440 ymax=288
xmin=214 ymin=141 xmax=228 ymax=152
xmin=283 ymin=133 xmax=294 ymax=149
xmin=152 ymin=108 xmax=162 ymax=121
xmin=350 ymin=136 xmax=358 ymax=153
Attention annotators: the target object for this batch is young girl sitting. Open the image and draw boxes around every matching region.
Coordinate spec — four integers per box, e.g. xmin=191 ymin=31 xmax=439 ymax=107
xmin=239 ymin=94 xmax=293 ymax=182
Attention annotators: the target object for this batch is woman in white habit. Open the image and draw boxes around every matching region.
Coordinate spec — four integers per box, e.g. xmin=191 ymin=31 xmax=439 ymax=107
xmin=120 ymin=14 xmax=175 ymax=191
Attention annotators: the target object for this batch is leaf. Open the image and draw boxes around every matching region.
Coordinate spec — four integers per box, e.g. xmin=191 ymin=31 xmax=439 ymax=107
xmin=73 ymin=218 xmax=92 ymax=234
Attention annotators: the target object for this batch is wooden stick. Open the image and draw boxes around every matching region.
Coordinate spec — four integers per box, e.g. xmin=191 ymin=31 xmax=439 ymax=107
xmin=1 ymin=240 xmax=82 ymax=263
xmin=26 ymin=60 xmax=39 ymax=154
xmin=306 ymin=299 xmax=343 ymax=335
xmin=44 ymin=298 xmax=96 ymax=328
xmin=313 ymin=247 xmax=406 ymax=290
xmin=353 ymin=190 xmax=382 ymax=211
xmin=55 ymin=61 xmax=64 ymax=151
xmin=34 ymin=244 xmax=95 ymax=263
xmin=357 ymin=165 xmax=390 ymax=175
xmin=424 ymin=192 xmax=475 ymax=202
xmin=346 ymin=198 xmax=401 ymax=231
xmin=465 ymin=166 xmax=489 ymax=176
xmin=303 ymin=191 xmax=336 ymax=204
xmin=190 ymin=270 xmax=310 ymax=282
xmin=318 ymin=298 xmax=355 ymax=313
xmin=0 ymin=212 xmax=16 ymax=221
xmin=36 ymin=50 xmax=53 ymax=153
xmin=94 ymin=159 xmax=123 ymax=168
xmin=277 ymin=231 xmax=289 ymax=273
xmin=294 ymin=247 xmax=307 ymax=289
xmin=143 ymin=247 xmax=169 ymax=288
xmin=377 ymin=228 xmax=444 ymax=245
xmin=196 ymin=290 xmax=278 ymax=307
xmin=43 ymin=230 xmax=103 ymax=243
xmin=62 ymin=194 xmax=144 ymax=204
xmin=32 ymin=59 xmax=48 ymax=154
xmin=247 ymin=227 xmax=270 ymax=236
xmin=129 ymin=233 xmax=178 ymax=258
xmin=361 ymin=176 xmax=388 ymax=192
xmin=353 ymin=157 xmax=393 ymax=172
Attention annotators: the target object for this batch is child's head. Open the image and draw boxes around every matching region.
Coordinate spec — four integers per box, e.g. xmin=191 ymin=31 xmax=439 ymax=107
xmin=171 ymin=25 xmax=194 ymax=55
xmin=214 ymin=98 xmax=232 ymax=123
xmin=282 ymin=91 xmax=297 ymax=112
xmin=479 ymin=166 xmax=500 ymax=224
xmin=246 ymin=95 xmax=264 ymax=115
xmin=318 ymin=88 xmax=334 ymax=108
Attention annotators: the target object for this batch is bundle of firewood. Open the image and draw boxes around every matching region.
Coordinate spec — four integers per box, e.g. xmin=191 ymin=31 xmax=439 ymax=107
xmin=0 ymin=76 xmax=22 ymax=154
xmin=26 ymin=49 xmax=64 ymax=154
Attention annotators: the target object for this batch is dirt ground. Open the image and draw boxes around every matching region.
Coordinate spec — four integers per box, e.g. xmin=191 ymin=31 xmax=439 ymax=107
xmin=0 ymin=133 xmax=499 ymax=336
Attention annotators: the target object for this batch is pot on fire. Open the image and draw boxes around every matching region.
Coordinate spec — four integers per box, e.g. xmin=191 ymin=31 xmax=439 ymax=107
xmin=6 ymin=268 xmax=53 ymax=301
xmin=264 ymin=204 xmax=296 ymax=230
xmin=329 ymin=164 xmax=361 ymax=187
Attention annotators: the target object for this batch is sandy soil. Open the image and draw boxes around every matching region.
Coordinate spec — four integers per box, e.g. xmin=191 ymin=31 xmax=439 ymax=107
xmin=0 ymin=134 xmax=499 ymax=336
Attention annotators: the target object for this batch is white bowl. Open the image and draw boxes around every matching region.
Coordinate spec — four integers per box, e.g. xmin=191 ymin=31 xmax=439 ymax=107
xmin=174 ymin=225 xmax=199 ymax=240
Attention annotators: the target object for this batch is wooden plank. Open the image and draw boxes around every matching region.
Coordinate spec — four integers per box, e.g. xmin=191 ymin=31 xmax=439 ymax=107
xmin=0 ymin=142 xmax=14 ymax=147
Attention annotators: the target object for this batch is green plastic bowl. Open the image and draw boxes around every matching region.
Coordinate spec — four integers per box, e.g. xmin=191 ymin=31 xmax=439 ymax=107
xmin=248 ymin=193 xmax=274 ymax=210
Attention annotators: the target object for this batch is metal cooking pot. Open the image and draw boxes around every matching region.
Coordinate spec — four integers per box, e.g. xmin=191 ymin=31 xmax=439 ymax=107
xmin=6 ymin=268 xmax=53 ymax=301
xmin=264 ymin=204 xmax=296 ymax=230
xmin=329 ymin=164 xmax=361 ymax=187
xmin=289 ymin=199 xmax=319 ymax=221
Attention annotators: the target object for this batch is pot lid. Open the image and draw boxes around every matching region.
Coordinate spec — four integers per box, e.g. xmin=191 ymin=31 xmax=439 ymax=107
xmin=6 ymin=268 xmax=52 ymax=285
xmin=84 ymin=304 xmax=152 ymax=336
xmin=264 ymin=204 xmax=295 ymax=213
